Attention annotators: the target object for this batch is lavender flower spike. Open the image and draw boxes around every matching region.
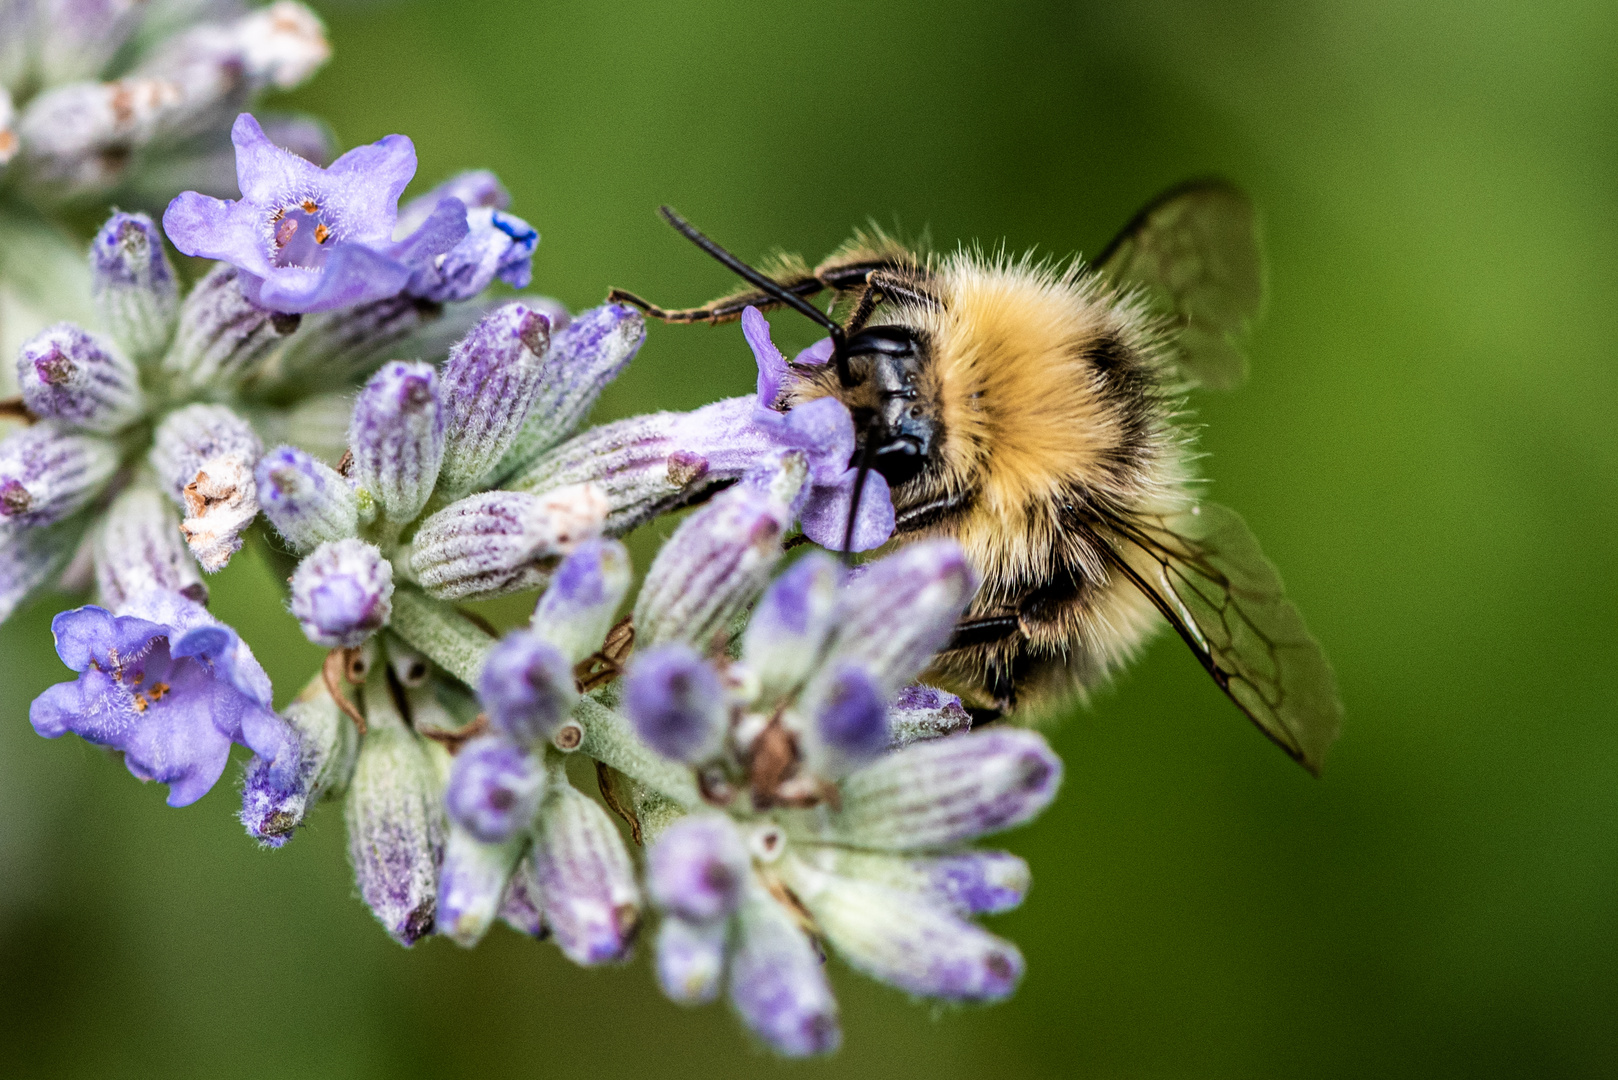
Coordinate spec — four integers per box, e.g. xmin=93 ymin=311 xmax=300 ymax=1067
xmin=256 ymin=445 xmax=357 ymax=553
xmin=289 ymin=539 xmax=393 ymax=648
xmin=437 ymin=303 xmax=553 ymax=493
xmin=0 ymin=424 xmax=120 ymax=532
xmin=530 ymin=538 xmax=632 ymax=663
xmin=148 ymin=403 xmax=263 ymax=571
xmin=349 ymin=361 xmax=444 ymax=524
xmin=163 ymin=114 xmax=458 ymax=314
xmin=409 ymin=484 xmax=607 ymax=601
xmin=29 ymin=589 xmax=293 ymax=807
xmin=633 ymin=453 xmax=808 ymax=648
xmin=533 ymin=776 xmax=643 ymax=966
xmin=90 ymin=212 xmax=180 ymax=363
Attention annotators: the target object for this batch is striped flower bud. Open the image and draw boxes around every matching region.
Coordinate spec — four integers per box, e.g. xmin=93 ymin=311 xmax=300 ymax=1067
xmin=886 ymin=685 xmax=972 ymax=748
xmin=436 ymin=825 xmax=527 ymax=948
xmin=89 ymin=212 xmax=179 ymax=363
xmin=165 ymin=265 xmax=299 ymax=390
xmin=148 ymin=403 xmax=262 ymax=571
xmin=478 ymin=630 xmax=577 ymax=744
xmin=438 ymin=303 xmax=552 ymax=493
xmin=807 ymin=849 xmax=1030 ymax=917
xmin=497 ymin=304 xmax=645 ymax=478
xmin=655 ymin=915 xmax=728 ymax=1005
xmin=780 ymin=864 xmax=1023 ymax=1003
xmin=827 ymin=540 xmax=978 ymax=695
xmin=823 ymin=729 xmax=1062 ymax=851
xmin=444 ymin=735 xmax=545 ymax=844
xmin=533 ymin=779 xmax=642 ymax=966
xmin=349 ymin=361 xmax=444 ymax=523
xmin=17 ymin=323 xmax=144 ymax=433
xmin=741 ymin=551 xmax=842 ymax=706
xmin=646 ymin=814 xmax=750 ymax=924
xmin=803 ymin=661 xmax=890 ymax=770
xmin=633 ymin=454 xmax=806 ymax=648
xmin=289 ymin=539 xmax=393 ymax=648
xmin=622 ymin=643 xmax=727 ymax=764
xmin=530 ymin=538 xmax=631 ymax=663
xmin=0 ymin=518 xmax=83 ymax=623
xmin=255 ymin=445 xmax=357 ymax=553
xmin=240 ymin=681 xmax=359 ymax=847
xmin=93 ymin=484 xmax=207 ymax=611
xmin=344 ymin=718 xmax=445 ymax=946
xmin=0 ymin=424 xmax=119 ymax=532
xmin=409 ymin=484 xmax=606 ymax=601
xmin=729 ymin=886 xmax=840 ymax=1057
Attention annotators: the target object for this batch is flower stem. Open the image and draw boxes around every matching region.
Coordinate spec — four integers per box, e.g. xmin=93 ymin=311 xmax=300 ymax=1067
xmin=574 ymin=696 xmax=701 ymax=808
xmin=388 ymin=586 xmax=495 ymax=686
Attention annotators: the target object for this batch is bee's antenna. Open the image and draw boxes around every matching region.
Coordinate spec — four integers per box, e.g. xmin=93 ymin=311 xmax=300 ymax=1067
xmin=657 ymin=206 xmax=855 ymax=387
xmin=841 ymin=418 xmax=881 ymax=565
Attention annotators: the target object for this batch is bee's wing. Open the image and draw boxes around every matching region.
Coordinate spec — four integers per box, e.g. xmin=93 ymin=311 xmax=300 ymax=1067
xmin=1095 ymin=180 xmax=1263 ymax=391
xmin=1102 ymin=503 xmax=1342 ymax=774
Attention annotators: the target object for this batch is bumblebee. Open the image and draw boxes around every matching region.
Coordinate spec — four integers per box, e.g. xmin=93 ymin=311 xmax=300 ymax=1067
xmin=610 ymin=182 xmax=1342 ymax=773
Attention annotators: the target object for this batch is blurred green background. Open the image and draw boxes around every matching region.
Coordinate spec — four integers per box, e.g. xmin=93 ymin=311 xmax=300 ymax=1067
xmin=4 ymin=0 xmax=1617 ymax=1076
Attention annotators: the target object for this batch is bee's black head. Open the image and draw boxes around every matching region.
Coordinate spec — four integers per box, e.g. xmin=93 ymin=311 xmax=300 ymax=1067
xmin=846 ymin=324 xmax=935 ymax=489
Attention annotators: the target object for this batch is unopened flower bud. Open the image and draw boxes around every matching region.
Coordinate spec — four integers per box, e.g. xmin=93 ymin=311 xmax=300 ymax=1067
xmin=805 ymin=848 xmax=1029 ymax=916
xmin=530 ymin=538 xmax=631 ymax=663
xmin=444 ymin=735 xmax=545 ymax=843
xmin=166 ymin=265 xmax=297 ymax=389
xmin=828 ymin=729 xmax=1062 ymax=851
xmin=90 ymin=212 xmax=179 ymax=362
xmin=729 ymin=887 xmax=840 ymax=1057
xmin=0 ymin=519 xmax=83 ymax=622
xmin=0 ymin=424 xmax=119 ymax=532
xmin=623 ymin=644 xmax=727 ymax=764
xmin=93 ymin=484 xmax=207 ymax=610
xmin=410 ymin=484 xmax=606 ymax=601
xmin=255 ymin=445 xmax=357 ymax=553
xmin=887 ymin=685 xmax=972 ymax=748
xmin=783 ymin=866 xmax=1023 ymax=1002
xmin=804 ymin=661 xmax=889 ymax=769
xmin=240 ymin=681 xmax=359 ymax=846
xmin=829 ymin=540 xmax=978 ymax=695
xmin=634 ymin=455 xmax=806 ymax=647
xmin=436 ymin=825 xmax=526 ymax=948
xmin=233 ymin=1 xmax=331 ymax=88
xmin=345 ymin=720 xmax=444 ymax=946
xmin=534 ymin=779 xmax=642 ymax=966
xmin=349 ymin=361 xmax=444 ymax=523
xmin=499 ymin=849 xmax=546 ymax=937
xmin=148 ymin=403 xmax=262 ymax=571
xmin=656 ymin=916 xmax=728 ymax=1005
xmin=16 ymin=324 xmax=144 ymax=434
xmin=497 ymin=304 xmax=646 ymax=479
xmin=289 ymin=538 xmax=393 ymax=648
xmin=742 ymin=551 xmax=841 ymax=705
xmin=646 ymin=814 xmax=750 ymax=923
xmin=478 ymin=629 xmax=577 ymax=744
xmin=438 ymin=303 xmax=552 ymax=493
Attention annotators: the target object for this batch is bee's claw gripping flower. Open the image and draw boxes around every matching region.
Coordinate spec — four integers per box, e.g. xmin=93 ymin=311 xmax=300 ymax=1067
xmin=89 ymin=211 xmax=179 ymax=363
xmin=256 ymin=444 xmax=357 ymax=553
xmin=92 ymin=484 xmax=207 ymax=611
xmin=288 ymin=538 xmax=393 ymax=648
xmin=29 ymin=589 xmax=292 ymax=808
xmin=409 ymin=483 xmax=608 ymax=601
xmin=348 ymin=361 xmax=444 ymax=524
xmin=149 ymin=403 xmax=263 ymax=571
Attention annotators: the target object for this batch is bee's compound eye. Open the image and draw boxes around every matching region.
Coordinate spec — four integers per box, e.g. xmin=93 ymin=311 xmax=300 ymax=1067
xmin=872 ymin=436 xmax=925 ymax=487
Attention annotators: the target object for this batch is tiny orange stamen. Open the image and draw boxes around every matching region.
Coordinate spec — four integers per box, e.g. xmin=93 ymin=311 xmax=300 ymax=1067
xmin=132 ymin=694 xmax=148 ymax=713
xmin=300 ymin=198 xmax=318 ymax=213
xmin=313 ymin=223 xmax=330 ymax=244
xmin=147 ymin=682 xmax=170 ymax=702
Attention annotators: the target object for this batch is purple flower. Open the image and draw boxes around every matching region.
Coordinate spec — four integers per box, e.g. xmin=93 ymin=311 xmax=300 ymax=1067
xmin=29 ymin=590 xmax=291 ymax=807
xmin=809 ymin=662 xmax=889 ymax=764
xmin=444 ymin=735 xmax=545 ymax=844
xmin=288 ymin=538 xmax=393 ymax=648
xmin=623 ymin=643 xmax=727 ymax=764
xmin=163 ymin=113 xmax=460 ymax=314
xmin=477 ymin=629 xmax=578 ymax=744
xmin=645 ymin=814 xmax=750 ymax=923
